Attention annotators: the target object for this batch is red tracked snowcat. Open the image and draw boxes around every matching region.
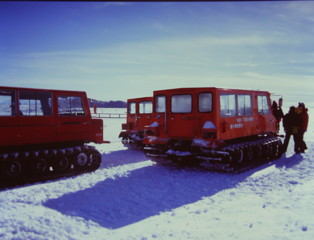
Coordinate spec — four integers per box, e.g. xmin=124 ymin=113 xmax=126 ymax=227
xmin=143 ymin=87 xmax=283 ymax=172
xmin=119 ymin=97 xmax=153 ymax=149
xmin=0 ymin=86 xmax=109 ymax=184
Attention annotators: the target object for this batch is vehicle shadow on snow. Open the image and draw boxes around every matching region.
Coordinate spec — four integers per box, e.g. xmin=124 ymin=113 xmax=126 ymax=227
xmin=43 ymin=143 xmax=311 ymax=229
xmin=44 ymin=164 xmax=254 ymax=229
xmin=99 ymin=148 xmax=150 ymax=169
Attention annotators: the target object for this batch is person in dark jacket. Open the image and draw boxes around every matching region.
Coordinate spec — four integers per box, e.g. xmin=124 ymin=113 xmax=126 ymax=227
xmin=282 ymin=106 xmax=300 ymax=153
xmin=272 ymin=100 xmax=284 ymax=132
xmin=295 ymin=102 xmax=309 ymax=153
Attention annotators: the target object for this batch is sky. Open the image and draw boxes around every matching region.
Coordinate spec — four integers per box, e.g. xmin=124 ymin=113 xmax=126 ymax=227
xmin=1 ymin=1 xmax=314 ymax=106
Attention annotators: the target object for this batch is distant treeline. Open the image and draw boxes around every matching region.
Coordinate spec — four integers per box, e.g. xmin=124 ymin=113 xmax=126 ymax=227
xmin=88 ymin=99 xmax=126 ymax=108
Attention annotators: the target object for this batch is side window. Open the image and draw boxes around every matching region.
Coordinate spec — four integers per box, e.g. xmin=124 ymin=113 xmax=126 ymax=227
xmin=171 ymin=94 xmax=192 ymax=113
xmin=155 ymin=95 xmax=166 ymax=113
xmin=199 ymin=93 xmax=212 ymax=113
xmin=0 ymin=90 xmax=16 ymax=116
xmin=220 ymin=94 xmax=236 ymax=117
xmin=139 ymin=101 xmax=152 ymax=114
xmin=258 ymin=95 xmax=270 ymax=115
xmin=128 ymin=102 xmax=136 ymax=114
xmin=19 ymin=91 xmax=52 ymax=116
xmin=58 ymin=96 xmax=85 ymax=116
xmin=237 ymin=95 xmax=252 ymax=116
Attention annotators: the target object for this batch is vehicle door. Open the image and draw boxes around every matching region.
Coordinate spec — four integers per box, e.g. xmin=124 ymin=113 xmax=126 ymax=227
xmin=138 ymin=100 xmax=153 ymax=131
xmin=167 ymin=93 xmax=196 ymax=138
xmin=0 ymin=89 xmax=21 ymax=147
xmin=17 ymin=90 xmax=55 ymax=145
xmin=57 ymin=94 xmax=91 ymax=141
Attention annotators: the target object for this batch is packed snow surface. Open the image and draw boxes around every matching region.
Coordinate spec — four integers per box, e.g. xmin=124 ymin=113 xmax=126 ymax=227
xmin=1 ymin=108 xmax=314 ymax=240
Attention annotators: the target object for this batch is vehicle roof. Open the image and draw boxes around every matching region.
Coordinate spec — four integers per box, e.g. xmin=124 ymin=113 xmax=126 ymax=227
xmin=0 ymin=86 xmax=86 ymax=94
xmin=127 ymin=96 xmax=153 ymax=102
xmin=153 ymin=87 xmax=270 ymax=95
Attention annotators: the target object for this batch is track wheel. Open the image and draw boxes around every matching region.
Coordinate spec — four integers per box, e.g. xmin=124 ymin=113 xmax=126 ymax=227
xmin=243 ymin=146 xmax=254 ymax=164
xmin=277 ymin=140 xmax=283 ymax=158
xmin=53 ymin=154 xmax=71 ymax=173
xmin=272 ymin=140 xmax=283 ymax=159
xmin=72 ymin=150 xmax=90 ymax=171
xmin=231 ymin=148 xmax=243 ymax=165
xmin=87 ymin=149 xmax=102 ymax=172
xmin=253 ymin=144 xmax=263 ymax=162
xmin=122 ymin=136 xmax=130 ymax=145
xmin=29 ymin=155 xmax=49 ymax=177
xmin=262 ymin=142 xmax=272 ymax=161
xmin=1 ymin=157 xmax=23 ymax=181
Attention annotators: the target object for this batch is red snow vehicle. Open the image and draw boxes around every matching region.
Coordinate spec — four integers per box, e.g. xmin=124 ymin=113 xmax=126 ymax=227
xmin=119 ymin=97 xmax=153 ymax=148
xmin=0 ymin=86 xmax=109 ymax=183
xmin=143 ymin=87 xmax=283 ymax=172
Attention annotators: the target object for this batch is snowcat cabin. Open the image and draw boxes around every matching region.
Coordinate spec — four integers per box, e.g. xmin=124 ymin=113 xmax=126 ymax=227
xmin=143 ymin=87 xmax=282 ymax=172
xmin=0 ymin=86 xmax=107 ymax=183
xmin=119 ymin=97 xmax=153 ymax=148
xmin=144 ymin=88 xmax=217 ymax=144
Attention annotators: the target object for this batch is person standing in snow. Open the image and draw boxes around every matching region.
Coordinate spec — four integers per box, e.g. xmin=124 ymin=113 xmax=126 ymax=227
xmin=93 ymin=103 xmax=97 ymax=114
xmin=272 ymin=100 xmax=284 ymax=132
xmin=282 ymin=106 xmax=300 ymax=153
xmin=295 ymin=102 xmax=309 ymax=153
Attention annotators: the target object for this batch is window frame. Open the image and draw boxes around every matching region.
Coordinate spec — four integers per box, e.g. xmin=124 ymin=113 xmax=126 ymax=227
xmin=220 ymin=94 xmax=236 ymax=117
xmin=155 ymin=95 xmax=166 ymax=113
xmin=0 ymin=89 xmax=16 ymax=116
xmin=139 ymin=101 xmax=153 ymax=114
xmin=237 ymin=94 xmax=252 ymax=116
xmin=257 ymin=95 xmax=270 ymax=115
xmin=58 ymin=95 xmax=86 ymax=117
xmin=128 ymin=102 xmax=137 ymax=114
xmin=18 ymin=90 xmax=52 ymax=117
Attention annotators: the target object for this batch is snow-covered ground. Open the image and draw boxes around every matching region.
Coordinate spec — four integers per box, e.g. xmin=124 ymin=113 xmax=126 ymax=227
xmin=1 ymin=108 xmax=314 ymax=240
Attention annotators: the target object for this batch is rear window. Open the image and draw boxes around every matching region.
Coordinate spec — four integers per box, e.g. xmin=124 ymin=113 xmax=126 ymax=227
xmin=155 ymin=95 xmax=166 ymax=113
xmin=139 ymin=101 xmax=152 ymax=114
xmin=171 ymin=94 xmax=192 ymax=113
xmin=199 ymin=93 xmax=212 ymax=112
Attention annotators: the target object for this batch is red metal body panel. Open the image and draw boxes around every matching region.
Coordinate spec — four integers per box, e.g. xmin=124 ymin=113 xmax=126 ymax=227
xmin=0 ymin=86 xmax=106 ymax=151
xmin=144 ymin=87 xmax=278 ymax=146
xmin=126 ymin=97 xmax=153 ymax=131
xmin=119 ymin=97 xmax=153 ymax=141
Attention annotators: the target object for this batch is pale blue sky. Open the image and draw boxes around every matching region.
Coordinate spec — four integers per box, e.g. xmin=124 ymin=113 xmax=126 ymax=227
xmin=1 ymin=1 xmax=314 ymax=106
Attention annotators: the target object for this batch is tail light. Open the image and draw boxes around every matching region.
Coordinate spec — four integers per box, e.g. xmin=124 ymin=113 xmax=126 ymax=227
xmin=202 ymin=121 xmax=217 ymax=139
xmin=122 ymin=122 xmax=133 ymax=130
xmin=144 ymin=122 xmax=160 ymax=136
xmin=203 ymin=131 xmax=217 ymax=139
xmin=145 ymin=128 xmax=157 ymax=136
